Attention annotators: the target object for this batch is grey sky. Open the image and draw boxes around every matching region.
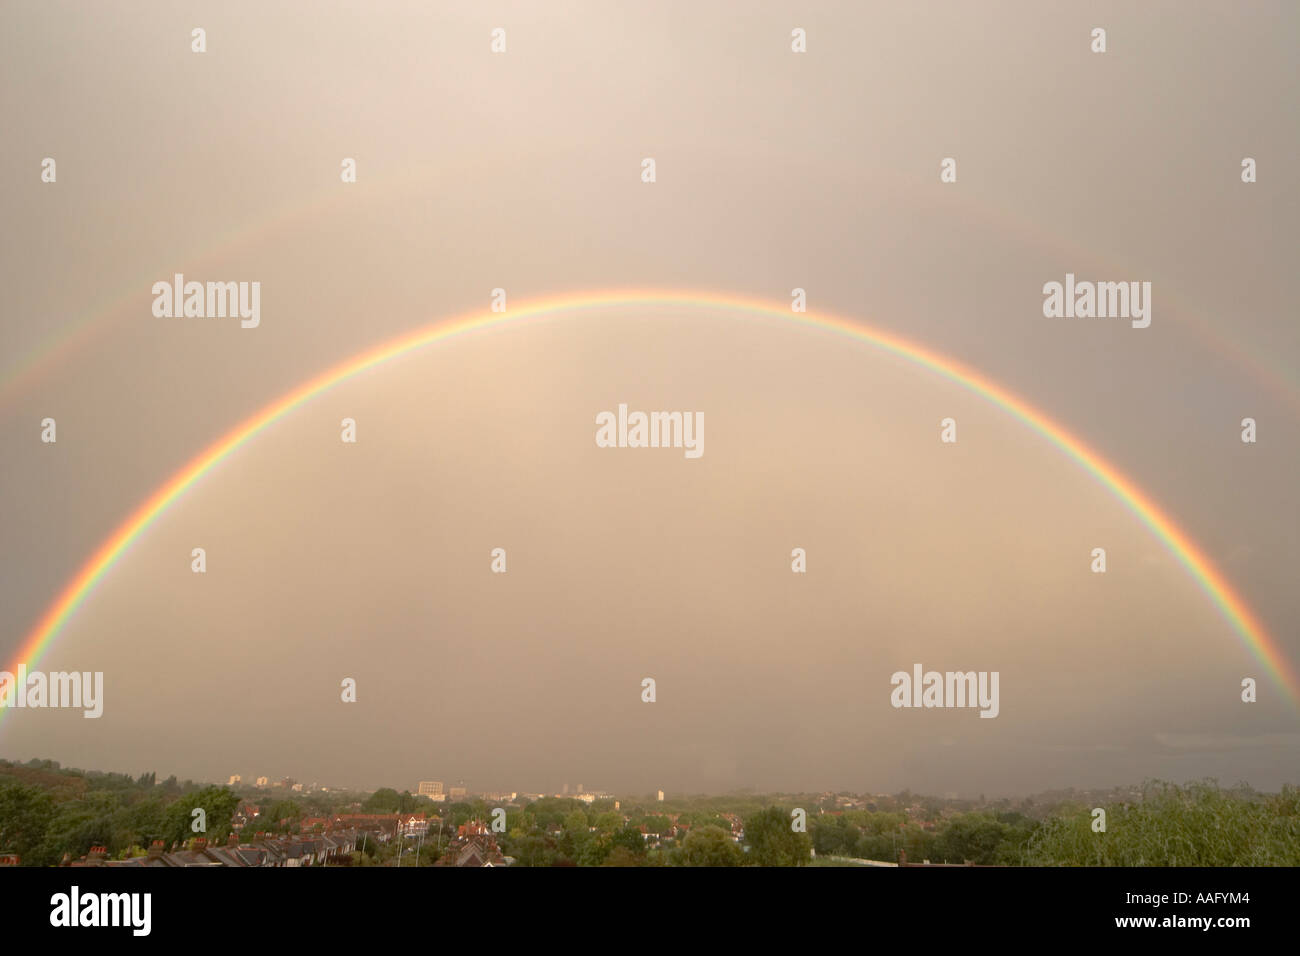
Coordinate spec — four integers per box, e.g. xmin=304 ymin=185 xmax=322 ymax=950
xmin=0 ymin=1 xmax=1296 ymax=795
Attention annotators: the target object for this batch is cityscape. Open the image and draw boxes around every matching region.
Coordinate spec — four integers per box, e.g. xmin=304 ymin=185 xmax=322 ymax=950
xmin=3 ymin=757 xmax=1297 ymax=868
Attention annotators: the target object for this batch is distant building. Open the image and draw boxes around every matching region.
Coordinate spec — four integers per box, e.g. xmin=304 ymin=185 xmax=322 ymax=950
xmin=657 ymin=790 xmax=665 ymax=802
xmin=418 ymin=781 xmax=444 ymax=798
xmin=228 ymin=774 xmax=241 ymax=786
xmin=448 ymin=786 xmax=467 ymax=800
xmin=255 ymin=776 xmax=269 ymax=787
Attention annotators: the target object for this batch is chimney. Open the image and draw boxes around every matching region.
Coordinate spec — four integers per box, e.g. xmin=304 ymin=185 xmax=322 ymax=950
xmin=148 ymin=840 xmax=164 ymax=861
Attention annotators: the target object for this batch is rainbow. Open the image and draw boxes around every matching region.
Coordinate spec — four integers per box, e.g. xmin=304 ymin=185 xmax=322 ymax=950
xmin=6 ymin=169 xmax=1300 ymax=419
xmin=5 ymin=290 xmax=1297 ymax=721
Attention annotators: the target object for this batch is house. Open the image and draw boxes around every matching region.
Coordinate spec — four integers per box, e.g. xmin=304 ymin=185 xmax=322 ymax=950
xmin=436 ymin=833 xmax=506 ymax=867
xmin=61 ymin=828 xmax=361 ymax=868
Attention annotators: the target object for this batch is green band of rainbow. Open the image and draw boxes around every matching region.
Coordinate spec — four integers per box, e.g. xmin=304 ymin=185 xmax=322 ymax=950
xmin=5 ymin=290 xmax=1296 ymax=721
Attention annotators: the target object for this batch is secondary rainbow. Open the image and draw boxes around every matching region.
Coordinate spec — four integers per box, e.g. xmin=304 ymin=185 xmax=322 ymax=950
xmin=5 ymin=290 xmax=1297 ymax=720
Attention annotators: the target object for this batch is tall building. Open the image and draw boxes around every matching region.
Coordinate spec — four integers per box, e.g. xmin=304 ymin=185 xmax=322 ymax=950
xmin=418 ymin=781 xmax=444 ymax=798
xmin=448 ymin=786 xmax=467 ymax=800
xmin=657 ymin=790 xmax=665 ymax=802
xmin=228 ymin=774 xmax=241 ymax=785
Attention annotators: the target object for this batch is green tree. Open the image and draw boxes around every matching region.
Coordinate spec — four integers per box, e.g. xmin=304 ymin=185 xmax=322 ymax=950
xmin=163 ymin=786 xmax=241 ymax=845
xmin=611 ymin=825 xmax=647 ymax=858
xmin=934 ymin=813 xmax=1009 ymax=865
xmin=0 ymin=785 xmax=55 ymax=864
xmin=674 ymin=825 xmax=744 ymax=866
xmin=362 ymin=788 xmax=401 ymax=813
xmin=1024 ymin=780 xmax=1300 ymax=866
xmin=602 ymin=845 xmax=643 ymax=867
xmin=259 ymin=799 xmax=303 ymax=834
xmin=744 ymin=807 xmax=812 ymax=866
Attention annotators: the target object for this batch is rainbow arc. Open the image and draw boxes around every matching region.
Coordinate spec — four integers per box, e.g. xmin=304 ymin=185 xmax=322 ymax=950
xmin=5 ymin=290 xmax=1295 ymax=724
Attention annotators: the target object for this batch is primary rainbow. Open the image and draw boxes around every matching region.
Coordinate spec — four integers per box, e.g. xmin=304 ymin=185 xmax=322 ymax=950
xmin=6 ymin=290 xmax=1297 ymax=718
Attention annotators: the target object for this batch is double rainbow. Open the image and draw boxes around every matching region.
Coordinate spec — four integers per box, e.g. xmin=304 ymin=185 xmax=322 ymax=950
xmin=5 ymin=290 xmax=1296 ymax=719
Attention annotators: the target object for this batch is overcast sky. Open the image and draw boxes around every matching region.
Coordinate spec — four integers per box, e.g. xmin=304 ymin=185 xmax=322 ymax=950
xmin=0 ymin=1 xmax=1296 ymax=796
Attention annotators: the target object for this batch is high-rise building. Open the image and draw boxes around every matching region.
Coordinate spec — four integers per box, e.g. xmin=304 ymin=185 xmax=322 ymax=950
xmin=228 ymin=774 xmax=241 ymax=785
xmin=657 ymin=790 xmax=665 ymax=802
xmin=449 ymin=786 xmax=467 ymax=800
xmin=418 ymin=781 xmax=444 ymax=797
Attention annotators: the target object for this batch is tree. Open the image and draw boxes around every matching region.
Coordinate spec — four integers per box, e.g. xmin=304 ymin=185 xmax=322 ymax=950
xmin=362 ymin=788 xmax=401 ymax=813
xmin=602 ymin=845 xmax=643 ymax=867
xmin=1024 ymin=780 xmax=1300 ymax=866
xmin=674 ymin=826 xmax=744 ymax=866
xmin=811 ymin=815 xmax=856 ymax=856
xmin=611 ymin=825 xmax=647 ymax=858
xmin=577 ymin=833 xmax=612 ymax=866
xmin=260 ymin=799 xmax=303 ymax=834
xmin=934 ymin=813 xmax=1007 ymax=865
xmin=0 ymin=785 xmax=55 ymax=864
xmin=744 ymin=807 xmax=812 ymax=866
xmin=162 ymin=787 xmax=241 ymax=845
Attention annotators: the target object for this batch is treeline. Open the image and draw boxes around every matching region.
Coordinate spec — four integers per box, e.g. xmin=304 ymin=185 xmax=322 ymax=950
xmin=4 ymin=760 xmax=1297 ymax=867
xmin=810 ymin=781 xmax=1300 ymax=866
xmin=1022 ymin=781 xmax=1300 ymax=866
xmin=484 ymin=801 xmax=811 ymax=867
xmin=810 ymin=808 xmax=1038 ymax=865
xmin=0 ymin=759 xmax=242 ymax=865
xmin=0 ymin=758 xmax=362 ymax=865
